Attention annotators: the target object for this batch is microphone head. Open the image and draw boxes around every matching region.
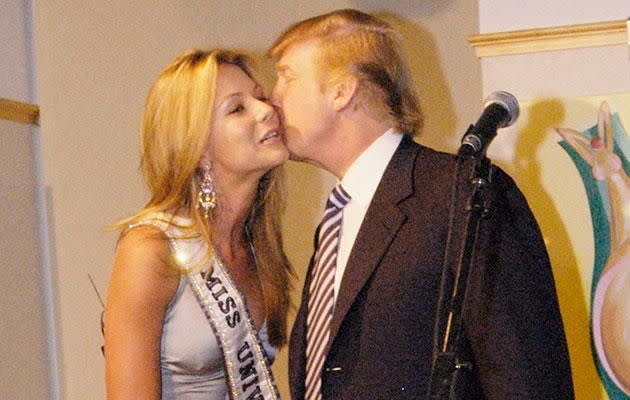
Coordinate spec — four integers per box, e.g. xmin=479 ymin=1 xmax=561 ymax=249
xmin=484 ymin=91 xmax=519 ymax=127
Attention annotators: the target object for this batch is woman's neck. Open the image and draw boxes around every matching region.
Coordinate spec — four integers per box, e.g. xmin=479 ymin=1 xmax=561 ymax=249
xmin=210 ymin=174 xmax=258 ymax=260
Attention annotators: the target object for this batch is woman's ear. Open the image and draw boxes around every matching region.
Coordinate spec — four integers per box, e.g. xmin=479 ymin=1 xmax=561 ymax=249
xmin=198 ymin=154 xmax=211 ymax=171
xmin=332 ymin=75 xmax=358 ymax=112
xmin=199 ymin=144 xmax=214 ymax=168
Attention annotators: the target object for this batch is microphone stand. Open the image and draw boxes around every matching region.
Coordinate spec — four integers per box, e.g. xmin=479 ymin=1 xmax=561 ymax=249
xmin=427 ymin=125 xmax=494 ymax=399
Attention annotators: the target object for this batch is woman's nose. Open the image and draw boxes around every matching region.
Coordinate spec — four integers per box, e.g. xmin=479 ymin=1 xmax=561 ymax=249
xmin=257 ymin=99 xmax=274 ymax=123
xmin=270 ymin=83 xmax=282 ymax=107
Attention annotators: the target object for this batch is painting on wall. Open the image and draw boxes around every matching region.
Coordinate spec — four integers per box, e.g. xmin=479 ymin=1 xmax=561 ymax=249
xmin=557 ymin=100 xmax=629 ymax=399
xmin=488 ymin=92 xmax=629 ymax=399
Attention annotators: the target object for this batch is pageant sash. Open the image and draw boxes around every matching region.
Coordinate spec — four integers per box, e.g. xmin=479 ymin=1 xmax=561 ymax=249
xmin=129 ymin=215 xmax=280 ymax=400
xmin=186 ymin=262 xmax=280 ymax=400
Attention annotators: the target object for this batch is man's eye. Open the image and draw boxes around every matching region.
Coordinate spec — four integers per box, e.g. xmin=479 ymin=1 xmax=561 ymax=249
xmin=229 ymin=104 xmax=244 ymax=114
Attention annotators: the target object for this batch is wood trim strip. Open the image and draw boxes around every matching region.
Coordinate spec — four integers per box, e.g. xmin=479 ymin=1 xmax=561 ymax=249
xmin=468 ymin=19 xmax=629 ymax=58
xmin=0 ymin=98 xmax=40 ymax=125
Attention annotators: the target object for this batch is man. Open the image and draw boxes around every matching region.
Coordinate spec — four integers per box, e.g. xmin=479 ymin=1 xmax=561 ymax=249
xmin=269 ymin=9 xmax=574 ymax=399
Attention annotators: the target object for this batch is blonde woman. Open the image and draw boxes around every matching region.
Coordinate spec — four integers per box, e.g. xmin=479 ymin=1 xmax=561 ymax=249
xmin=104 ymin=49 xmax=292 ymax=400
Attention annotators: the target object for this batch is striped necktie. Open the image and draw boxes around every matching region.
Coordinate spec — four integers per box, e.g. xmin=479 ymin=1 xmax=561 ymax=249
xmin=305 ymin=184 xmax=351 ymax=400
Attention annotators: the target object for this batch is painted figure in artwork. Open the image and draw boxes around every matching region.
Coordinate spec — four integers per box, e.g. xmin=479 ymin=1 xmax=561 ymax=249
xmin=557 ymin=101 xmax=630 ymax=396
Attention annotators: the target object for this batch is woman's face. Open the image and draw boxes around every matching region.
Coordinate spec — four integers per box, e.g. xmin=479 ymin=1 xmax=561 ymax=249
xmin=205 ymin=64 xmax=288 ymax=183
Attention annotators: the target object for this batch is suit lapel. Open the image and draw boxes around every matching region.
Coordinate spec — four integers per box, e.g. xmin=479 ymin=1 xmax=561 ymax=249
xmin=327 ymin=135 xmax=419 ymax=353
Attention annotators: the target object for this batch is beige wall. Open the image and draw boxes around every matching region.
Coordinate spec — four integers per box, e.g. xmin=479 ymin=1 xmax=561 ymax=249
xmin=31 ymin=1 xmax=479 ymax=398
xmin=479 ymin=0 xmax=630 ymax=33
xmin=1 ymin=0 xmax=31 ymax=100
xmin=0 ymin=0 xmax=52 ymax=399
xmin=0 ymin=120 xmax=51 ymax=399
xmin=479 ymin=0 xmax=630 ymax=100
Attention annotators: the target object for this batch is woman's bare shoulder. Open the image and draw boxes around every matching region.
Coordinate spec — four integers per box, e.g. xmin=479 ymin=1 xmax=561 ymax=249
xmin=115 ymin=225 xmax=178 ymax=274
xmin=109 ymin=225 xmax=180 ymax=307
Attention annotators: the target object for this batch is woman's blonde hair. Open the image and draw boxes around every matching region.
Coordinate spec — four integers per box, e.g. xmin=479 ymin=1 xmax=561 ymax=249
xmin=119 ymin=49 xmax=292 ymax=346
xmin=269 ymin=9 xmax=422 ymax=135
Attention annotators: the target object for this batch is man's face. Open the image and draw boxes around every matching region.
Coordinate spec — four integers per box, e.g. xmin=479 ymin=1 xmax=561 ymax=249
xmin=271 ymin=40 xmax=335 ymax=163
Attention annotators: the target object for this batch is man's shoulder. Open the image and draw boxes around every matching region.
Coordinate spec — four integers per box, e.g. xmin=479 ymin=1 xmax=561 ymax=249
xmin=400 ymin=136 xmax=518 ymax=184
xmin=374 ymin=135 xmax=459 ymax=199
xmin=397 ymin=134 xmax=457 ymax=163
xmin=395 ymin=136 xmax=458 ymax=179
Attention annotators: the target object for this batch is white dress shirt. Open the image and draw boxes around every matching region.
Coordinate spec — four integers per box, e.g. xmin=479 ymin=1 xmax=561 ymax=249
xmin=332 ymin=128 xmax=403 ymax=304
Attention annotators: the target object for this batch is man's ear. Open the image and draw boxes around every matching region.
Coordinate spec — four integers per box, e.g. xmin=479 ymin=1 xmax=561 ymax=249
xmin=332 ymin=76 xmax=358 ymax=112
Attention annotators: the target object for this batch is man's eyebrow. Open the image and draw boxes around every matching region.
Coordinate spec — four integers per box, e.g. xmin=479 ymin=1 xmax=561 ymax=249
xmin=275 ymin=64 xmax=291 ymax=75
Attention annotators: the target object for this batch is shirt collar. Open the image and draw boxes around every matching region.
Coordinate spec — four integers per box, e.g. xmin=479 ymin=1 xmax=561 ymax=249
xmin=341 ymin=128 xmax=403 ymax=208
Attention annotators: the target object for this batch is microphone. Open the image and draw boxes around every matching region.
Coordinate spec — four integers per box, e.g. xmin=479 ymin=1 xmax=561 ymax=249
xmin=458 ymin=91 xmax=519 ymax=157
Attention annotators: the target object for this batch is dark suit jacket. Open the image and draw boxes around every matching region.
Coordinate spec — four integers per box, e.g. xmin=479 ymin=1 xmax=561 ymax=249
xmin=289 ymin=135 xmax=574 ymax=399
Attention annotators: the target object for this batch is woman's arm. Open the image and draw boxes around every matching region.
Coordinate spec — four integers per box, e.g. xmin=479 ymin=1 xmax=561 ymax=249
xmin=104 ymin=227 xmax=180 ymax=400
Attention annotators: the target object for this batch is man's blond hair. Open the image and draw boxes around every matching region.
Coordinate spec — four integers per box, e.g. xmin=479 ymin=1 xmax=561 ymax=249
xmin=269 ymin=9 xmax=422 ymax=135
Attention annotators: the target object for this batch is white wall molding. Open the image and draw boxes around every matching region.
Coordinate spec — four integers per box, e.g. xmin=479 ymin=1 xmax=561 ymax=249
xmin=469 ymin=19 xmax=628 ymax=58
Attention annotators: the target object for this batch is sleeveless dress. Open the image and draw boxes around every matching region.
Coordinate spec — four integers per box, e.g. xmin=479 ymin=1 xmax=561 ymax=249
xmin=132 ymin=213 xmax=277 ymax=400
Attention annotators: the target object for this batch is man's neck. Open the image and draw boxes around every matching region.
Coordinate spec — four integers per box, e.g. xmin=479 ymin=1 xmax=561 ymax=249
xmin=325 ymin=114 xmax=394 ymax=178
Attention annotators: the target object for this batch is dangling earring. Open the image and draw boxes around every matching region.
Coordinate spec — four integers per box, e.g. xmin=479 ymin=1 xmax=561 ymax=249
xmin=198 ymin=164 xmax=217 ymax=219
